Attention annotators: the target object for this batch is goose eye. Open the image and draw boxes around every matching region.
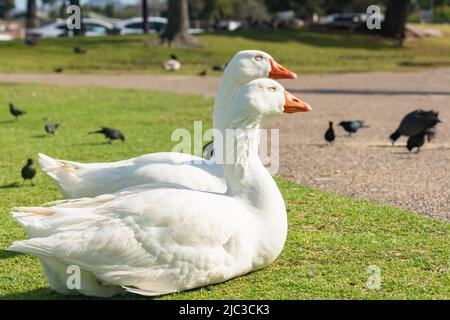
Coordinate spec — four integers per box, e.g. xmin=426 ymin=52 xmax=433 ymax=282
xmin=268 ymin=86 xmax=277 ymax=92
xmin=255 ymin=55 xmax=264 ymax=62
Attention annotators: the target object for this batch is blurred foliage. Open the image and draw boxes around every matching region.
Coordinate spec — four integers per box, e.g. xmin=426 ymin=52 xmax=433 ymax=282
xmin=0 ymin=0 xmax=15 ymax=18
xmin=189 ymin=0 xmax=269 ymax=23
xmin=266 ymin=0 xmax=385 ymax=17
xmin=434 ymin=4 xmax=450 ymax=22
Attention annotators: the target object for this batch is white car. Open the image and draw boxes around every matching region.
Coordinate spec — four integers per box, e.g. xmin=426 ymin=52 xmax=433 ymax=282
xmin=0 ymin=34 xmax=13 ymax=41
xmin=26 ymin=18 xmax=117 ymax=39
xmin=117 ymin=17 xmax=204 ymax=35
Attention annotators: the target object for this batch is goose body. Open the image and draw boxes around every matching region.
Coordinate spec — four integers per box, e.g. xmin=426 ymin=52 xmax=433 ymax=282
xmin=39 ymin=50 xmax=297 ymax=198
xmin=10 ymin=79 xmax=311 ymax=297
xmin=39 ymin=152 xmax=226 ymax=198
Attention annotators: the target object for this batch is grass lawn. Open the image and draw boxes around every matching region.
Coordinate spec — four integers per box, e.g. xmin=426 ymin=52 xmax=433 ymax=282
xmin=0 ymin=83 xmax=449 ymax=300
xmin=1 ymin=25 xmax=450 ymax=75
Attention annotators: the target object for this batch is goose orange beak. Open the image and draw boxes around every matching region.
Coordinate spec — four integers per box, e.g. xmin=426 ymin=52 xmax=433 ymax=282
xmin=283 ymin=91 xmax=311 ymax=113
xmin=269 ymin=58 xmax=297 ymax=79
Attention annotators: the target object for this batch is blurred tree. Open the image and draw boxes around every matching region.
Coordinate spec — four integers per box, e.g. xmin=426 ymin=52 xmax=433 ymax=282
xmin=264 ymin=0 xmax=384 ymax=19
xmin=161 ymin=0 xmax=201 ymax=47
xmin=26 ymin=0 xmax=39 ymax=28
xmin=142 ymin=0 xmax=148 ymax=34
xmin=104 ymin=3 xmax=116 ymax=17
xmin=0 ymin=0 xmax=15 ymax=18
xmin=188 ymin=0 xmax=237 ymax=23
xmin=383 ymin=0 xmax=410 ymax=46
xmin=233 ymin=0 xmax=270 ymax=25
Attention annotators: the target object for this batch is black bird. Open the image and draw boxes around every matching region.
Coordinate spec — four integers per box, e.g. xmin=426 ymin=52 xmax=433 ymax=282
xmin=89 ymin=127 xmax=125 ymax=142
xmin=198 ymin=69 xmax=207 ymax=77
xmin=202 ymin=141 xmax=214 ymax=160
xmin=407 ymin=131 xmax=426 ymax=152
xmin=338 ymin=120 xmax=369 ymax=136
xmin=212 ymin=64 xmax=227 ymax=71
xmin=54 ymin=67 xmax=64 ymax=73
xmin=74 ymin=46 xmax=87 ymax=54
xmin=324 ymin=121 xmax=335 ymax=144
xmin=390 ymin=110 xmax=441 ymax=145
xmin=21 ymin=159 xmax=36 ymax=186
xmin=424 ymin=127 xmax=436 ymax=142
xmin=9 ymin=102 xmax=26 ymax=119
xmin=45 ymin=123 xmax=60 ymax=135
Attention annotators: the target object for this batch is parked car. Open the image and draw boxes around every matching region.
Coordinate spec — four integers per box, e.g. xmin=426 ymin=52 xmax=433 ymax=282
xmin=322 ymin=13 xmax=364 ymax=29
xmin=215 ymin=20 xmax=242 ymax=31
xmin=26 ymin=18 xmax=118 ymax=39
xmin=117 ymin=17 xmax=204 ymax=35
xmin=0 ymin=34 xmax=13 ymax=41
xmin=117 ymin=17 xmax=167 ymax=35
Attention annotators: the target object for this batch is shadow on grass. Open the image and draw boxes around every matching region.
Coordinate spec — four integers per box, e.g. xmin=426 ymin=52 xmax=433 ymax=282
xmin=0 ymin=288 xmax=87 ymax=300
xmin=0 ymin=250 xmax=21 ymax=260
xmin=0 ymin=182 xmax=20 ymax=189
xmin=0 ymin=120 xmax=15 ymax=124
xmin=78 ymin=141 xmax=113 ymax=146
xmin=32 ymin=134 xmax=48 ymax=139
xmin=211 ymin=28 xmax=393 ymax=50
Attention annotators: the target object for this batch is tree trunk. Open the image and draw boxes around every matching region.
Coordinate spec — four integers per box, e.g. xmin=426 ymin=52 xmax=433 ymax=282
xmin=69 ymin=0 xmax=85 ymax=36
xmin=26 ymin=0 xmax=39 ymax=29
xmin=142 ymin=0 xmax=149 ymax=34
xmin=382 ymin=0 xmax=410 ymax=47
xmin=161 ymin=0 xmax=202 ymax=47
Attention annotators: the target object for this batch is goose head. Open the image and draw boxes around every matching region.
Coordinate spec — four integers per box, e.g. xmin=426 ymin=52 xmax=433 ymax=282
xmin=224 ymin=50 xmax=297 ymax=85
xmin=226 ymin=78 xmax=311 ymax=130
xmin=214 ymin=50 xmax=297 ymax=131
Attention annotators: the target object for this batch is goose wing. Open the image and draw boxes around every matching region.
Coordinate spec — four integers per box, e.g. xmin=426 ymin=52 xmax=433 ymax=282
xmin=10 ymin=186 xmax=251 ymax=295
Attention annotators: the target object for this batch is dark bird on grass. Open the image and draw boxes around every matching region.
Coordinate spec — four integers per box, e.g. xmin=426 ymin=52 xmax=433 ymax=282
xmin=89 ymin=127 xmax=125 ymax=142
xmin=390 ymin=110 xmax=441 ymax=145
xmin=9 ymin=102 xmax=26 ymax=119
xmin=21 ymin=159 xmax=36 ymax=186
xmin=324 ymin=121 xmax=335 ymax=144
xmin=339 ymin=120 xmax=369 ymax=136
xmin=212 ymin=64 xmax=227 ymax=72
xmin=74 ymin=46 xmax=87 ymax=54
xmin=198 ymin=69 xmax=207 ymax=77
xmin=203 ymin=141 xmax=214 ymax=160
xmin=407 ymin=131 xmax=427 ymax=152
xmin=54 ymin=67 xmax=64 ymax=73
xmin=45 ymin=123 xmax=60 ymax=135
xmin=25 ymin=37 xmax=39 ymax=46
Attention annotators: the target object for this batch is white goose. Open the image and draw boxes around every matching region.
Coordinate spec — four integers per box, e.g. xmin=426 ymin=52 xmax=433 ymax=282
xmin=38 ymin=50 xmax=297 ymax=198
xmin=9 ymin=79 xmax=311 ymax=297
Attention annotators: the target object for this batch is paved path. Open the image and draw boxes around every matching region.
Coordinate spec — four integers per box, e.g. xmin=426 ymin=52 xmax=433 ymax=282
xmin=1 ymin=69 xmax=449 ymax=221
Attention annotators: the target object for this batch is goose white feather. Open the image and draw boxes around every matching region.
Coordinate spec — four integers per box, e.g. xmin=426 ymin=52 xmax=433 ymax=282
xmin=39 ymin=50 xmax=297 ymax=198
xmin=9 ymin=79 xmax=311 ymax=297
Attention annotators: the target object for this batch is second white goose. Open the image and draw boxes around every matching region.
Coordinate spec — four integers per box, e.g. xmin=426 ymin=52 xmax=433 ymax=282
xmin=38 ymin=50 xmax=297 ymax=198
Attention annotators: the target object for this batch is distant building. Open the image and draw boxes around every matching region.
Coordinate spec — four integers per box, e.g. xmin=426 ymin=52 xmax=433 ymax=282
xmin=0 ymin=19 xmax=25 ymax=40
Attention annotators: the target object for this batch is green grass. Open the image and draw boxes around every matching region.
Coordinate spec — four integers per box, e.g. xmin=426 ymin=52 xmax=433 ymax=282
xmin=0 ymin=83 xmax=449 ymax=300
xmin=1 ymin=26 xmax=450 ymax=75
